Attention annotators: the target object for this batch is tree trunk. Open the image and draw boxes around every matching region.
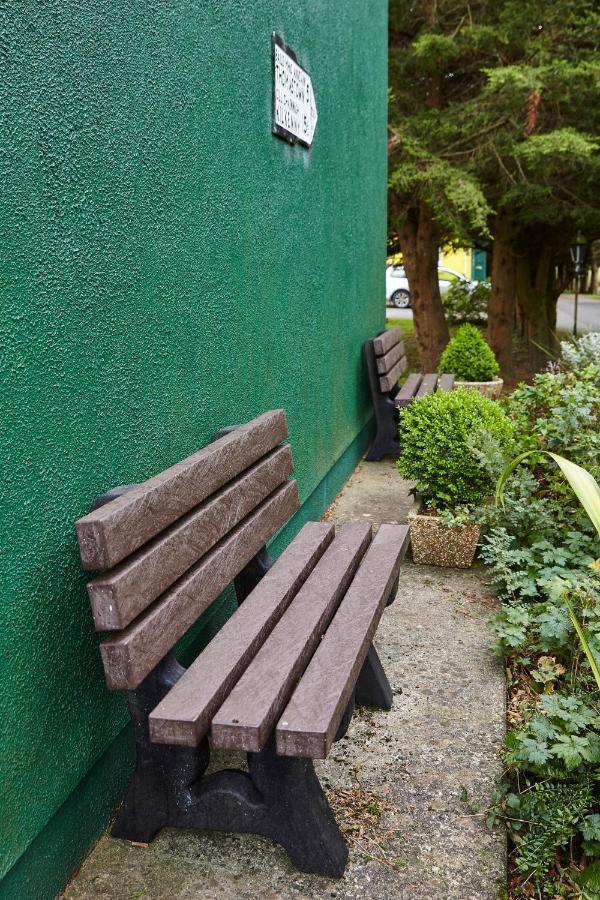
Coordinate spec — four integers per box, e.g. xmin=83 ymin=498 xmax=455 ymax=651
xmin=516 ymin=253 xmax=552 ymax=371
xmin=546 ymin=262 xmax=570 ymax=351
xmin=400 ymin=203 xmax=449 ymax=371
xmin=487 ymin=220 xmax=515 ymax=378
xmin=515 ymin=295 xmax=526 ymax=339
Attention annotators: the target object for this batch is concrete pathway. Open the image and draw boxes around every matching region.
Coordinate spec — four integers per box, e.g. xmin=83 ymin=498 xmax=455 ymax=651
xmin=63 ymin=460 xmax=506 ymax=900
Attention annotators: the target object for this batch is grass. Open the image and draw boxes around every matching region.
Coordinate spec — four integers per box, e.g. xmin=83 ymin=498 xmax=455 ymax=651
xmin=386 ymin=318 xmax=420 ymax=375
xmin=387 ymin=317 xmax=415 ymax=335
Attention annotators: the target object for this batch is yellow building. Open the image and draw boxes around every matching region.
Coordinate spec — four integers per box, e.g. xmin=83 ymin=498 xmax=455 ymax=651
xmin=386 ymin=246 xmax=487 ymax=281
xmin=440 ymin=246 xmax=472 ymax=278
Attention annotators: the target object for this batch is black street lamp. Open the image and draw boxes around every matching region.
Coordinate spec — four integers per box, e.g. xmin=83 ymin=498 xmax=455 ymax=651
xmin=569 ymin=232 xmax=588 ymax=336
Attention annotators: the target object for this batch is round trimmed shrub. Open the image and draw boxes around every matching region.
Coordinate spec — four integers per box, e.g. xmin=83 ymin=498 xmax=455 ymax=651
xmin=398 ymin=388 xmax=514 ymax=510
xmin=439 ymin=324 xmax=500 ymax=381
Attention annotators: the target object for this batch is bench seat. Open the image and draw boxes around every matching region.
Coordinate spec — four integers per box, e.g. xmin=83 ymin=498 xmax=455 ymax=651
xmin=75 ymin=410 xmax=410 ymax=877
xmin=395 ymin=372 xmax=456 ymax=408
xmin=150 ymin=521 xmax=407 ymax=757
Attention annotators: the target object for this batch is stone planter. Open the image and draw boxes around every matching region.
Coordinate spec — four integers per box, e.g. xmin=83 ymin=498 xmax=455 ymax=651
xmin=408 ymin=509 xmax=480 ymax=568
xmin=454 ymin=378 xmax=504 ymax=399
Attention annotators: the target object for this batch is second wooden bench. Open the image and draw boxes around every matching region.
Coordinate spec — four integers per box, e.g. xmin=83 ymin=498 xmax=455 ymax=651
xmin=363 ymin=326 xmax=455 ymax=460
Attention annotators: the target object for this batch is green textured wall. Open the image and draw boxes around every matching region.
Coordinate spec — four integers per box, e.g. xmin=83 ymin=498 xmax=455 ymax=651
xmin=0 ymin=0 xmax=387 ymax=894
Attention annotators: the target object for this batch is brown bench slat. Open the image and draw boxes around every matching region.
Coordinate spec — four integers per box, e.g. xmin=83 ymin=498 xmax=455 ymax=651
xmin=378 ymin=355 xmax=407 ymax=393
xmin=100 ymin=480 xmax=299 ymax=690
xmin=148 ymin=522 xmax=335 ymax=746
xmin=276 ymin=524 xmax=410 ymax=758
xmin=76 ymin=409 xmax=288 ymax=571
xmin=395 ymin=373 xmax=423 ymax=408
xmin=437 ymin=374 xmax=455 ymax=392
xmin=87 ymin=446 xmax=294 ymax=631
xmin=415 ymin=373 xmax=439 ymax=398
xmin=210 ymin=523 xmax=372 ymax=753
xmin=375 ymin=340 xmax=406 ymax=375
xmin=372 ymin=327 xmax=402 ymax=356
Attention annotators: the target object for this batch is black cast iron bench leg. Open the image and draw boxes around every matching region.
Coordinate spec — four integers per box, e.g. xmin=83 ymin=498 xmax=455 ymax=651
xmin=355 ymin=644 xmax=393 ymax=710
xmin=364 ymin=340 xmax=401 ymax=460
xmin=186 ymin=737 xmax=348 ymax=877
xmin=111 ymin=651 xmax=210 ymax=844
xmin=366 ymin=397 xmax=400 ymax=461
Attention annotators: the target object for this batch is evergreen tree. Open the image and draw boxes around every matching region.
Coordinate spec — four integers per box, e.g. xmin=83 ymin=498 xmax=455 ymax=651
xmin=389 ymin=0 xmax=600 ymax=374
xmin=389 ymin=0 xmax=491 ymax=369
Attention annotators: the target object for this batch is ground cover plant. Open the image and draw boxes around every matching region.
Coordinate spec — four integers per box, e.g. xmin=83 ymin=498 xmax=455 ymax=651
xmin=476 ymin=353 xmax=600 ymax=897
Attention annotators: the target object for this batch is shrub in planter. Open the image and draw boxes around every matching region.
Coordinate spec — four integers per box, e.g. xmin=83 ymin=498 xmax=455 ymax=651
xmin=439 ymin=324 xmax=503 ymax=397
xmin=398 ymin=389 xmax=514 ymax=567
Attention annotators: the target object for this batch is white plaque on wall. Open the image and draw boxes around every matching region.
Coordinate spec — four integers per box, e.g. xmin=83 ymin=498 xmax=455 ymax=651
xmin=272 ymin=34 xmax=318 ymax=148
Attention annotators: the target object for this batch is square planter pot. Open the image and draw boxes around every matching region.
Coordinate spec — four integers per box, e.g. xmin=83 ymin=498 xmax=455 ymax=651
xmin=454 ymin=378 xmax=504 ymax=399
xmin=407 ymin=509 xmax=480 ymax=568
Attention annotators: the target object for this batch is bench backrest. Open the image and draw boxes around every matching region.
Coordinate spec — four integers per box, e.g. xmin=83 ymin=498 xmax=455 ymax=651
xmin=75 ymin=410 xmax=299 ymax=691
xmin=370 ymin=327 xmax=407 ymax=395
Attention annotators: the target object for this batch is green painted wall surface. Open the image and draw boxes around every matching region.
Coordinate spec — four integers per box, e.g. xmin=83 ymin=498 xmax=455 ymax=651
xmin=0 ymin=0 xmax=387 ymax=891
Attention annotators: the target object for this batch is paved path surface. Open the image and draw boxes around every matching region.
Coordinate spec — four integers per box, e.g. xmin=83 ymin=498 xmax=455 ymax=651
xmin=386 ymin=294 xmax=600 ymax=332
xmin=63 ymin=460 xmax=506 ymax=900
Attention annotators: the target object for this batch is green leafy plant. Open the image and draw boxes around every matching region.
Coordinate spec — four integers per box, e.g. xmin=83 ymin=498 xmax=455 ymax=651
xmin=496 ymin=449 xmax=600 ymax=693
xmin=438 ymin=324 xmax=500 ymax=382
xmin=504 ymin=369 xmax=600 ymax=479
xmin=497 ymin=452 xmax=600 ymax=540
xmin=488 ymin=780 xmax=596 ymax=884
xmin=480 ymin=367 xmax=600 ymax=892
xmin=479 ymin=368 xmax=600 ymax=605
xmin=441 ymin=279 xmax=490 ymax=325
xmin=576 ymin=859 xmax=600 ymax=897
xmin=560 ymin=333 xmax=600 ymax=378
xmin=481 ymin=524 xmax=597 ymax=601
xmin=397 ymin=388 xmax=514 ymax=510
xmin=504 ymin=692 xmax=600 ymax=776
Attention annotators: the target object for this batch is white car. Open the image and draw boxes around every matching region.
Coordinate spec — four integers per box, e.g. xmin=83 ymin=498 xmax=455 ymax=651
xmin=386 ymin=265 xmax=479 ymax=309
xmin=385 ymin=265 xmax=411 ymax=308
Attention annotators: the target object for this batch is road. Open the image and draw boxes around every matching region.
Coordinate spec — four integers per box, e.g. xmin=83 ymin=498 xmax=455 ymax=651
xmin=386 ymin=294 xmax=600 ymax=333
xmin=555 ymin=296 xmax=600 ymax=333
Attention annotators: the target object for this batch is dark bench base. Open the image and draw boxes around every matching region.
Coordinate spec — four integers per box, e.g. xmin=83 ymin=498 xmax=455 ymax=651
xmin=365 ymin=398 xmax=400 ymax=461
xmin=110 ymin=551 xmax=394 ymax=878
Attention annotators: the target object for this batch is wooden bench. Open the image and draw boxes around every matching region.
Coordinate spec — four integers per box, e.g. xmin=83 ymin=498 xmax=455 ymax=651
xmin=75 ymin=410 xmax=410 ymax=878
xmin=363 ymin=327 xmax=455 ymax=460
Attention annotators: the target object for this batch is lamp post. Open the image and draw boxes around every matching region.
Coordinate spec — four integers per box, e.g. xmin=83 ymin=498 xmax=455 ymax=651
xmin=569 ymin=232 xmax=588 ymax=336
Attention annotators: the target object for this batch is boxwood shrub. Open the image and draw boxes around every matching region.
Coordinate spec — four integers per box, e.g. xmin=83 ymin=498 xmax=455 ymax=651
xmin=398 ymin=388 xmax=514 ymax=510
xmin=439 ymin=323 xmax=500 ymax=381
